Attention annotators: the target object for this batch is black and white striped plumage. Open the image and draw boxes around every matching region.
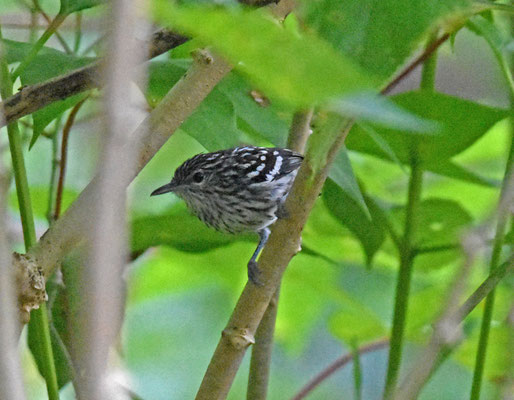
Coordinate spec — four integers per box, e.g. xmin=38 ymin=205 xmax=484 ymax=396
xmin=151 ymin=146 xmax=303 ymax=284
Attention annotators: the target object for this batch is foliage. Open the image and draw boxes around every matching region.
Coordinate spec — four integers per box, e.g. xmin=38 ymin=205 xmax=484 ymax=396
xmin=0 ymin=0 xmax=512 ymax=399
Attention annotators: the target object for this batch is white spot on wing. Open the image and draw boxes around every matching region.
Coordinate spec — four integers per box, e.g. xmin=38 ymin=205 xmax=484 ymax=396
xmin=260 ymin=155 xmax=266 ymax=161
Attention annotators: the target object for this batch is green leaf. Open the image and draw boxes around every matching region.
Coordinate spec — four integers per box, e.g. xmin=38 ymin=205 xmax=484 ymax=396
xmin=346 ymin=91 xmax=509 ymax=166
xmin=151 ymin=1 xmax=373 ymax=106
xmin=392 ymin=198 xmax=473 ymax=270
xmin=323 ymin=179 xmax=386 ymax=264
xmin=181 ymin=89 xmax=243 ymax=151
xmin=301 ymin=0 xmax=473 ymax=81
xmin=15 ymin=44 xmax=93 ymax=146
xmin=60 ymin=0 xmax=104 ymax=14
xmin=329 ymin=306 xmax=386 ymax=343
xmin=146 ymin=60 xmax=244 ymax=150
xmin=130 ymin=204 xmax=253 ymax=254
xmin=428 ymin=160 xmax=500 ymax=188
xmin=329 ymin=92 xmax=438 ymax=132
xmin=328 ymin=148 xmax=370 ymax=219
xmin=146 ymin=60 xmax=190 ymax=106
xmin=218 ymin=72 xmax=292 ymax=147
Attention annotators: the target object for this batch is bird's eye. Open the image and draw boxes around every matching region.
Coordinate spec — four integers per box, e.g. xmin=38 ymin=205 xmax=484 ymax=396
xmin=192 ymin=171 xmax=204 ymax=183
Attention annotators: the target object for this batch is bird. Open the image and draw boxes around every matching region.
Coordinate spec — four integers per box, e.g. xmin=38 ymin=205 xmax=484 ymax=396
xmin=151 ymin=146 xmax=303 ymax=285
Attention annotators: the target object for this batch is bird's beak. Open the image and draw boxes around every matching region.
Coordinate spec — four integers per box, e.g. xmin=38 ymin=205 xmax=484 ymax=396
xmin=151 ymin=182 xmax=176 ymax=196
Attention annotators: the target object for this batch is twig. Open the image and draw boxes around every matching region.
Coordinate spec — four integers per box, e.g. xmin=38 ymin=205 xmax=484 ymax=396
xmin=54 ymin=97 xmax=87 ymax=220
xmin=0 ymin=29 xmax=188 ymax=128
xmin=381 ymin=33 xmax=450 ymax=96
xmin=291 ymin=339 xmax=389 ymax=400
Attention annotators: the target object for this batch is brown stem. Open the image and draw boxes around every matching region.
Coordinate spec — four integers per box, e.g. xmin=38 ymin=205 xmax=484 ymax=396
xmin=291 ymin=339 xmax=390 ymax=400
xmin=54 ymin=97 xmax=87 ymax=220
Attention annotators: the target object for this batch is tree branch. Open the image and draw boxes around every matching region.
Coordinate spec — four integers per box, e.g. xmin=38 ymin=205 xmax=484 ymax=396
xmin=247 ymin=108 xmax=313 ymax=400
xmin=0 ymin=29 xmax=188 ymax=128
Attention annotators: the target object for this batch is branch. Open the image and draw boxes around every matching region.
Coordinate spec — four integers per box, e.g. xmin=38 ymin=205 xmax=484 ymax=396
xmin=195 ymin=114 xmax=352 ymax=399
xmin=0 ymin=29 xmax=188 ymax=128
xmin=291 ymin=339 xmax=389 ymax=400
xmin=247 ymin=108 xmax=313 ymax=400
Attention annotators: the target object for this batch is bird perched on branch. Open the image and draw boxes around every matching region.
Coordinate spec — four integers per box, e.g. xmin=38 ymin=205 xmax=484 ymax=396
xmin=151 ymin=146 xmax=303 ymax=285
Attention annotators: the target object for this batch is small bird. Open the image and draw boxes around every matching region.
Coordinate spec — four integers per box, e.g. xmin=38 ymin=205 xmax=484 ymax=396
xmin=151 ymin=146 xmax=303 ymax=285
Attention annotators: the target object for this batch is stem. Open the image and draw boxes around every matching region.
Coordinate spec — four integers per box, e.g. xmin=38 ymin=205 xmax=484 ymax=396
xmin=383 ymin=159 xmax=423 ymax=399
xmin=419 ymin=31 xmax=439 ymax=91
xmin=54 ymin=97 xmax=87 ymax=219
xmin=470 ymin=126 xmax=514 ymax=400
xmin=246 ymin=289 xmax=280 ymax=400
xmin=11 ymin=12 xmax=67 ymax=80
xmin=0 ymin=26 xmax=60 ymax=400
xmin=46 ymin=117 xmax=62 ymax=225
xmin=383 ymin=32 xmax=438 ymax=398
xmin=291 ymin=339 xmax=389 ymax=400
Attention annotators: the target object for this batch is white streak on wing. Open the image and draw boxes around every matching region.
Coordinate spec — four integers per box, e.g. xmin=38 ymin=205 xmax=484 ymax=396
xmin=247 ymin=171 xmax=259 ymax=178
xmin=266 ymin=156 xmax=283 ymax=181
xmin=256 ymin=164 xmax=265 ymax=171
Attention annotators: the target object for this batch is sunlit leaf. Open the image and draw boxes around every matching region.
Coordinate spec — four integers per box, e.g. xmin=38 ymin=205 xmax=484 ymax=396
xmin=151 ymin=1 xmax=373 ymax=106
xmin=346 ymin=91 xmax=509 ymax=166
xmin=301 ymin=0 xmax=474 ymax=81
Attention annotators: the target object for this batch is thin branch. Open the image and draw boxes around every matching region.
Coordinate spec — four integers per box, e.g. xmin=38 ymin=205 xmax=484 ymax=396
xmin=381 ymin=33 xmax=450 ymax=96
xmin=32 ymin=0 xmax=73 ymax=54
xmin=54 ymin=97 xmax=87 ymax=220
xmin=0 ymin=29 xmax=188 ymax=128
xmin=291 ymin=339 xmax=389 ymax=400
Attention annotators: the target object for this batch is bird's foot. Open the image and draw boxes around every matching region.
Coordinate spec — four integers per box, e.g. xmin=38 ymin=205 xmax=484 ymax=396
xmin=247 ymin=260 xmax=264 ymax=286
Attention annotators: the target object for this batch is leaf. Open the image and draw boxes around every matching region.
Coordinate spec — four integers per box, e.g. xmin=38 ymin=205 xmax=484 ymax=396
xmin=151 ymin=1 xmax=373 ymax=107
xmin=329 ymin=306 xmax=387 ymax=343
xmin=328 ymin=148 xmax=370 ymax=218
xmin=301 ymin=0 xmax=474 ymax=81
xmin=181 ymin=89 xmax=243 ymax=151
xmin=130 ymin=204 xmax=253 ymax=254
xmin=329 ymin=92 xmax=438 ymax=133
xmin=218 ymin=72 xmax=292 ymax=147
xmin=391 ymin=198 xmax=473 ymax=270
xmin=146 ymin=60 xmax=244 ymax=150
xmin=16 ymin=45 xmax=93 ymax=145
xmin=346 ymin=91 xmax=509 ymax=166
xmin=428 ymin=160 xmax=500 ymax=188
xmin=323 ymin=179 xmax=386 ymax=265
xmin=60 ymin=0 xmax=104 ymax=14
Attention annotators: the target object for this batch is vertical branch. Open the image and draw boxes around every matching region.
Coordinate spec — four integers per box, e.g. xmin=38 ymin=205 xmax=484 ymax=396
xmin=0 ymin=145 xmax=26 ymax=399
xmin=247 ymin=109 xmax=313 ymax=400
xmin=383 ymin=158 xmax=423 ymax=399
xmin=470 ymin=132 xmax=514 ymax=400
xmin=73 ymin=0 xmax=148 ymax=398
xmin=383 ymin=32 xmax=440 ymax=398
xmin=394 ymin=233 xmax=481 ymax=400
xmin=0 ymin=27 xmax=60 ymax=400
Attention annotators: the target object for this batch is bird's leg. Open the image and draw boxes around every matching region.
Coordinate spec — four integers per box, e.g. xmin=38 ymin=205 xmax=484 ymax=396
xmin=247 ymin=227 xmax=270 ymax=286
